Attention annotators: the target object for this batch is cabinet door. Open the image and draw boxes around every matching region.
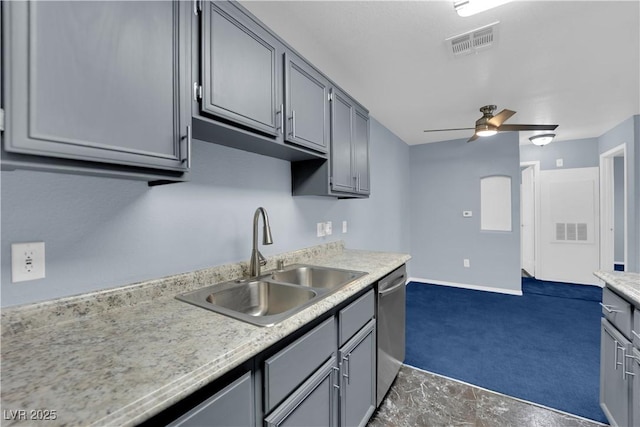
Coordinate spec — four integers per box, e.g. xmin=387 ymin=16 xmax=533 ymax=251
xmin=353 ymin=107 xmax=370 ymax=195
xmin=632 ymin=348 xmax=640 ymax=427
xmin=3 ymin=1 xmax=189 ymax=171
xmin=265 ymin=356 xmax=339 ymax=427
xmin=169 ymin=372 xmax=254 ymax=427
xmin=284 ymin=52 xmax=330 ymax=153
xmin=201 ymin=1 xmax=282 ymax=136
xmin=340 ymin=320 xmax=376 ymax=427
xmin=330 ymin=89 xmax=354 ymax=193
xmin=600 ymin=319 xmax=631 ymax=427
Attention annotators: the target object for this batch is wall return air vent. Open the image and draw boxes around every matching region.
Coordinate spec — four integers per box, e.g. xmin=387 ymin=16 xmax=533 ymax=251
xmin=446 ymin=21 xmax=499 ymax=57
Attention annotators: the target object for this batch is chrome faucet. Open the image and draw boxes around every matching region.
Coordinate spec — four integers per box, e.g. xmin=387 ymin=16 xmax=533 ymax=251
xmin=249 ymin=207 xmax=273 ymax=277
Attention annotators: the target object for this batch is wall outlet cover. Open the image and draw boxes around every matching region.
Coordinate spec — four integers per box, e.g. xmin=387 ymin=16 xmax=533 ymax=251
xmin=325 ymin=221 xmax=332 ymax=235
xmin=316 ymin=222 xmax=326 ymax=237
xmin=463 ymin=258 xmax=470 ymax=268
xmin=342 ymin=221 xmax=348 ymax=233
xmin=463 ymin=211 xmax=473 ymax=217
xmin=12 ymin=242 xmax=46 ymax=282
xmin=556 ymin=158 xmax=564 ymax=167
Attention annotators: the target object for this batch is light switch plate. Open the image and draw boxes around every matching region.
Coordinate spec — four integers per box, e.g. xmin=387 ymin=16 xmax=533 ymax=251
xmin=325 ymin=221 xmax=332 ymax=235
xmin=316 ymin=222 xmax=326 ymax=237
xmin=556 ymin=158 xmax=564 ymax=167
xmin=342 ymin=221 xmax=348 ymax=233
xmin=12 ymin=242 xmax=46 ymax=282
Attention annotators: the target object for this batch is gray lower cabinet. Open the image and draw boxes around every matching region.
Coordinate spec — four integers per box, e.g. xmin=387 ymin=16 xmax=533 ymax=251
xmin=632 ymin=347 xmax=640 ymax=427
xmin=169 ymin=371 xmax=254 ymax=427
xmin=339 ymin=319 xmax=376 ymax=427
xmin=601 ymin=318 xmax=632 ymax=427
xmin=265 ymin=356 xmax=339 ymax=427
xmin=2 ymin=1 xmax=191 ymax=176
xmin=284 ymin=51 xmax=330 ymax=154
xmin=200 ymin=1 xmax=282 ymax=137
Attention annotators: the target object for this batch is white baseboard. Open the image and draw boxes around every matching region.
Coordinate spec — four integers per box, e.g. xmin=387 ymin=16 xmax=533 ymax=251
xmin=408 ymin=277 xmax=523 ymax=296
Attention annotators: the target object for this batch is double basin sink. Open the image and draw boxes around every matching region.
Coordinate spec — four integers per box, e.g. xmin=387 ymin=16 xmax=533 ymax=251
xmin=176 ymin=265 xmax=367 ymax=327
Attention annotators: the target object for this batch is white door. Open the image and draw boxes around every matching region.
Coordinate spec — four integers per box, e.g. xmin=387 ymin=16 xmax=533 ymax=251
xmin=538 ymin=167 xmax=599 ymax=284
xmin=521 ymin=166 xmax=535 ymax=276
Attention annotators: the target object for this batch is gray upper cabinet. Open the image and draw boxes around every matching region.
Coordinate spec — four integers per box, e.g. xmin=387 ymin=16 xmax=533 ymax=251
xmin=2 ymin=1 xmax=190 ymax=174
xmin=330 ymin=89 xmax=355 ymax=193
xmin=201 ymin=1 xmax=282 ymax=136
xmin=291 ymin=86 xmax=370 ymax=198
xmin=284 ymin=52 xmax=330 ymax=154
xmin=353 ymin=108 xmax=370 ymax=195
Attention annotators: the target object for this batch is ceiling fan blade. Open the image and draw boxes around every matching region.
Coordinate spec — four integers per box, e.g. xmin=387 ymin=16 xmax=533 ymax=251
xmin=487 ymin=109 xmax=516 ymax=127
xmin=467 ymin=133 xmax=480 ymax=143
xmin=498 ymin=124 xmax=559 ymax=132
xmin=423 ymin=127 xmax=475 ymax=133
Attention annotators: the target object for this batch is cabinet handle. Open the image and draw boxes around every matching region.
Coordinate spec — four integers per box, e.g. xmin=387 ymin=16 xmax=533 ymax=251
xmin=624 ymin=354 xmax=638 ymax=378
xmin=614 ymin=340 xmax=623 ymax=371
xmin=600 ymin=303 xmax=623 ymax=314
xmin=332 ymin=366 xmax=340 ymax=391
xmin=622 ymin=348 xmax=635 ymax=380
xmin=342 ymin=355 xmax=350 ymax=385
xmin=182 ymin=125 xmax=192 ymax=169
xmin=291 ymin=110 xmax=296 ymax=138
xmin=276 ymin=104 xmax=283 ymax=134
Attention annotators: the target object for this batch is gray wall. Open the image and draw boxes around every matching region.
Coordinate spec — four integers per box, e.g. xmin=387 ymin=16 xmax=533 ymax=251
xmin=598 ymin=115 xmax=640 ymax=273
xmin=408 ymin=132 xmax=521 ymax=293
xmin=0 ymin=117 xmax=411 ymax=307
xmin=520 ymin=137 xmax=599 ymax=170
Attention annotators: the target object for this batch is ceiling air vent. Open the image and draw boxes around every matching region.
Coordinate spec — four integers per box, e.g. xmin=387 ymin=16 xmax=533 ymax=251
xmin=446 ymin=21 xmax=499 ymax=57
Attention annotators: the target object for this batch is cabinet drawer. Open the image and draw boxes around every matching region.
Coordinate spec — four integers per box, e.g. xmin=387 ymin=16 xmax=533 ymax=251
xmin=264 ymin=317 xmax=336 ymax=413
xmin=602 ymin=288 xmax=633 ymax=339
xmin=339 ymin=289 xmax=374 ymax=347
xmin=169 ymin=371 xmax=253 ymax=427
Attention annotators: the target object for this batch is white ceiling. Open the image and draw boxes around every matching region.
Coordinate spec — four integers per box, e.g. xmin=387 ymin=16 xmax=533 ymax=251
xmin=240 ymin=0 xmax=640 ymax=146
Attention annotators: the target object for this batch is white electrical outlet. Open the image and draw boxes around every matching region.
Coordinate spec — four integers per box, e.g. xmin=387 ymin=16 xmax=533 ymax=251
xmin=325 ymin=221 xmax=332 ymax=235
xmin=556 ymin=158 xmax=564 ymax=167
xmin=342 ymin=221 xmax=348 ymax=233
xmin=317 ymin=222 xmax=326 ymax=237
xmin=463 ymin=258 xmax=470 ymax=268
xmin=12 ymin=242 xmax=46 ymax=282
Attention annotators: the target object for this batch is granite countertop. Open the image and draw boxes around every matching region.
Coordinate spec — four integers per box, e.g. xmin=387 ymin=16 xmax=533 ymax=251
xmin=1 ymin=243 xmax=410 ymax=427
xmin=594 ymin=270 xmax=640 ymax=307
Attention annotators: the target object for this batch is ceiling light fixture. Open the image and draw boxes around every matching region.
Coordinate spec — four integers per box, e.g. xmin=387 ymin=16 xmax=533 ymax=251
xmin=453 ymin=0 xmax=512 ymax=17
xmin=529 ymin=133 xmax=555 ymax=146
xmin=475 ymin=124 xmax=498 ymax=137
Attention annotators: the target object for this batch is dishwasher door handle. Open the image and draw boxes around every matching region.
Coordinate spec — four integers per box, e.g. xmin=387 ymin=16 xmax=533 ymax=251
xmin=379 ymin=275 xmax=405 ymax=296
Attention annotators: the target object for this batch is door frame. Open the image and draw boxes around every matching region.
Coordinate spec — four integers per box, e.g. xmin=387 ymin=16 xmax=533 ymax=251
xmin=520 ymin=161 xmax=540 ymax=277
xmin=599 ymin=143 xmax=627 ymax=272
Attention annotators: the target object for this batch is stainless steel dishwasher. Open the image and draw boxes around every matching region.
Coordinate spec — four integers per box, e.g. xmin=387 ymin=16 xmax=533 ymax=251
xmin=376 ymin=264 xmax=406 ymax=406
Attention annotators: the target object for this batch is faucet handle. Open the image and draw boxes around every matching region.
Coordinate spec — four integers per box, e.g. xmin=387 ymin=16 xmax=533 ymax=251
xmin=277 ymin=259 xmax=285 ymax=271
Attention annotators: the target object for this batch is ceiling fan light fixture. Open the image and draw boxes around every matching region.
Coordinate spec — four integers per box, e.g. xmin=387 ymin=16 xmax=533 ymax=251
xmin=475 ymin=124 xmax=498 ymax=137
xmin=453 ymin=0 xmax=512 ymax=17
xmin=529 ymin=133 xmax=555 ymax=146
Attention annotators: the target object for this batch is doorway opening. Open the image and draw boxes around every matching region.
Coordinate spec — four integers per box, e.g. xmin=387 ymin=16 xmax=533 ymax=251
xmin=599 ymin=144 xmax=627 ymax=272
xmin=520 ymin=161 xmax=540 ymax=278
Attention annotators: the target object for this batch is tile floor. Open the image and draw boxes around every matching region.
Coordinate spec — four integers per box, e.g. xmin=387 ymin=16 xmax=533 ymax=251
xmin=368 ymin=365 xmax=606 ymax=427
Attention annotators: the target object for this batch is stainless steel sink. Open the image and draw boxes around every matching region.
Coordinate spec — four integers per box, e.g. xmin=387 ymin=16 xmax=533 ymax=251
xmin=176 ymin=264 xmax=367 ymax=327
xmin=176 ymin=280 xmax=318 ymax=327
xmin=269 ymin=265 xmax=366 ymax=290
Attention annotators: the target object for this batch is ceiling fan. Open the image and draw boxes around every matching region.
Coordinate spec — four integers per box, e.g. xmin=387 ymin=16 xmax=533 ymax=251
xmin=423 ymin=105 xmax=559 ymax=142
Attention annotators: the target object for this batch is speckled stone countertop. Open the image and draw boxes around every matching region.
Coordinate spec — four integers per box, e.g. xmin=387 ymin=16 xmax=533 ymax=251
xmin=1 ymin=242 xmax=410 ymax=427
xmin=594 ymin=270 xmax=640 ymax=307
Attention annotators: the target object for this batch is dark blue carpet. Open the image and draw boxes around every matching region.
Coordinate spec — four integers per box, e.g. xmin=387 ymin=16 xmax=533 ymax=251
xmin=405 ymin=279 xmax=606 ymax=423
